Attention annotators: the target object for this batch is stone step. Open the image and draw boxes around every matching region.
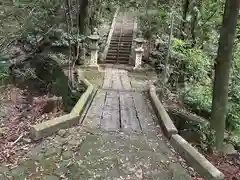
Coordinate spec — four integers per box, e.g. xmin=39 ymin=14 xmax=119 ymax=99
xmin=113 ymin=27 xmax=133 ymax=33
xmin=112 ymin=34 xmax=133 ymax=37
xmin=106 ymin=54 xmax=130 ymax=59
xmin=114 ymin=25 xmax=134 ymax=27
xmin=113 ymin=32 xmax=133 ymax=34
xmin=114 ymin=29 xmax=133 ymax=31
xmin=106 ymin=54 xmax=130 ymax=58
xmin=103 ymin=59 xmax=130 ymax=64
xmin=111 ymin=38 xmax=133 ymax=42
xmin=108 ymin=46 xmax=132 ymax=51
xmin=112 ymin=35 xmax=133 ymax=38
xmin=111 ymin=38 xmax=132 ymax=41
xmin=115 ymin=21 xmax=134 ymax=23
xmin=110 ymin=39 xmax=132 ymax=42
xmin=108 ymin=49 xmax=131 ymax=55
xmin=106 ymin=56 xmax=129 ymax=61
xmin=110 ymin=42 xmax=132 ymax=46
xmin=108 ymin=47 xmax=131 ymax=52
xmin=108 ymin=48 xmax=131 ymax=53
xmin=114 ymin=28 xmax=133 ymax=31
xmin=111 ymin=38 xmax=133 ymax=41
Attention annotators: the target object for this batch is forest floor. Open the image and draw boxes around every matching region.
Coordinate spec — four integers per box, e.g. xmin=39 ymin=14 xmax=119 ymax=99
xmin=0 ymin=84 xmax=66 ymax=164
xmin=207 ymin=154 xmax=240 ymax=180
xmin=0 ymin=66 xmax=106 ymax=165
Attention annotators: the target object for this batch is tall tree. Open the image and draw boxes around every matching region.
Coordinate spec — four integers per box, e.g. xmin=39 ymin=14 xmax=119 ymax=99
xmin=190 ymin=0 xmax=201 ymax=47
xmin=211 ymin=0 xmax=240 ymax=151
xmin=180 ymin=0 xmax=190 ymax=40
xmin=79 ymin=0 xmax=89 ymax=34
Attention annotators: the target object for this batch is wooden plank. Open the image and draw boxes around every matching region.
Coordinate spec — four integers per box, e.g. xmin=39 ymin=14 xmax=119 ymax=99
xmin=103 ymin=77 xmax=111 ymax=89
xmin=101 ymin=91 xmax=120 ymax=131
xmin=132 ymin=92 xmax=156 ymax=135
xmin=112 ymin=69 xmax=123 ymax=90
xmin=103 ymin=68 xmax=112 ymax=89
xmin=119 ymin=92 xmax=141 ymax=132
xmin=83 ymin=90 xmax=106 ymax=129
xmin=120 ymin=71 xmax=131 ymax=90
xmin=103 ymin=68 xmax=131 ymax=90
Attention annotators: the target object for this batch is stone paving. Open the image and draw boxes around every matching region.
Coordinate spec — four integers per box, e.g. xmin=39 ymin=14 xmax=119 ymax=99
xmin=0 ymin=67 xmax=192 ymax=180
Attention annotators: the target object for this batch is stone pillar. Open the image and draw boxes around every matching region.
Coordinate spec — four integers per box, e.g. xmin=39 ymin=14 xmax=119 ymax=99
xmin=134 ymin=47 xmax=144 ymax=69
xmin=133 ymin=38 xmax=145 ymax=70
xmin=87 ymin=32 xmax=100 ymax=68
xmin=89 ymin=44 xmax=99 ymax=67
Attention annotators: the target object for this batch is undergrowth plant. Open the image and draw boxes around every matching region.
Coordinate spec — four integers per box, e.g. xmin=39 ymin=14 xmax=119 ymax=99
xmin=0 ymin=55 xmax=9 ymax=79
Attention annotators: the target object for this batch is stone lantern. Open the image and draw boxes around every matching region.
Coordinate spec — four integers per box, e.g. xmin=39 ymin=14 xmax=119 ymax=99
xmin=87 ymin=31 xmax=100 ymax=68
xmin=133 ymin=37 xmax=145 ymax=69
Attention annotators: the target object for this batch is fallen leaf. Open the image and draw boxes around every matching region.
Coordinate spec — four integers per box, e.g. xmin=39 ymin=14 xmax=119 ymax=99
xmin=135 ymin=168 xmax=143 ymax=179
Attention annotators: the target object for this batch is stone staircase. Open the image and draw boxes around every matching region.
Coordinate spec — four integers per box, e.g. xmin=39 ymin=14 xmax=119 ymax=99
xmin=105 ymin=12 xmax=134 ymax=64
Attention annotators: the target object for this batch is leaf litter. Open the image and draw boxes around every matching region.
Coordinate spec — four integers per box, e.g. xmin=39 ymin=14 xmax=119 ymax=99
xmin=0 ymin=85 xmax=66 ymax=164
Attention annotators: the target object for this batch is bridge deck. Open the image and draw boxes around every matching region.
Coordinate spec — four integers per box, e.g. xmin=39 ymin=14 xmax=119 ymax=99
xmin=76 ymin=67 xmax=192 ymax=179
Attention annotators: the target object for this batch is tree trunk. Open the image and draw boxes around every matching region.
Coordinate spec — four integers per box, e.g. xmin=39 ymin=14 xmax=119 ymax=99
xmin=178 ymin=0 xmax=189 ymax=88
xmin=75 ymin=0 xmax=81 ymax=64
xmin=159 ymin=12 xmax=174 ymax=100
xmin=191 ymin=14 xmax=197 ymax=47
xmin=163 ymin=12 xmax=174 ymax=85
xmin=79 ymin=0 xmax=89 ymax=34
xmin=211 ymin=0 xmax=240 ymax=151
xmin=89 ymin=0 xmax=98 ymax=33
xmin=190 ymin=10 xmax=199 ymax=47
xmin=180 ymin=0 xmax=190 ymax=40
xmin=191 ymin=1 xmax=202 ymax=47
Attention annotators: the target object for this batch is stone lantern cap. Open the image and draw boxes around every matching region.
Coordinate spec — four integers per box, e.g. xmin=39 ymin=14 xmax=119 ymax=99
xmin=135 ymin=46 xmax=144 ymax=53
xmin=134 ymin=38 xmax=146 ymax=44
xmin=88 ymin=32 xmax=100 ymax=41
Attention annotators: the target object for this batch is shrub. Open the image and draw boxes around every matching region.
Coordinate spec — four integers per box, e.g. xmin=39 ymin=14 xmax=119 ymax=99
xmin=182 ymin=84 xmax=212 ymax=115
xmin=171 ymin=38 xmax=212 ymax=82
xmin=0 ymin=55 xmax=10 ymax=79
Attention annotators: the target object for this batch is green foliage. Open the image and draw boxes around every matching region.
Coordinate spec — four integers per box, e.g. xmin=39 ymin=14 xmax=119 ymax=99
xmin=229 ymin=131 xmax=240 ymax=149
xmin=227 ymin=103 xmax=240 ymax=131
xmin=66 ymin=83 xmax=87 ymax=112
xmin=49 ymin=53 xmax=69 ymax=65
xmin=50 ymin=27 xmax=87 ymax=47
xmin=139 ymin=13 xmax=162 ymax=39
xmin=172 ymin=38 xmax=212 ymax=82
xmin=17 ymin=0 xmax=63 ymax=39
xmin=199 ymin=123 xmax=215 ymax=153
xmin=136 ymin=0 xmax=240 ymax=151
xmin=51 ymin=77 xmax=86 ymax=112
xmin=139 ymin=7 xmax=168 ymax=39
xmin=0 ymin=55 xmax=10 ymax=79
xmin=0 ymin=0 xmax=63 ymax=49
xmin=182 ymin=84 xmax=212 ymax=114
xmin=182 ymin=77 xmax=240 ymax=132
xmin=226 ymin=43 xmax=240 ymax=131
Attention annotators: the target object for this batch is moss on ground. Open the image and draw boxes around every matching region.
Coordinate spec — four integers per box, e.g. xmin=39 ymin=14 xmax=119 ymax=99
xmin=83 ymin=71 xmax=104 ymax=88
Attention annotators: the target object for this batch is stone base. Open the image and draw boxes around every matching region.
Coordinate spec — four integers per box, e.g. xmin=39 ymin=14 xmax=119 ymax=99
xmin=132 ymin=66 xmax=144 ymax=72
xmin=88 ymin=64 xmax=99 ymax=70
xmin=132 ymin=65 xmax=154 ymax=72
xmin=80 ymin=64 xmax=99 ymax=71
